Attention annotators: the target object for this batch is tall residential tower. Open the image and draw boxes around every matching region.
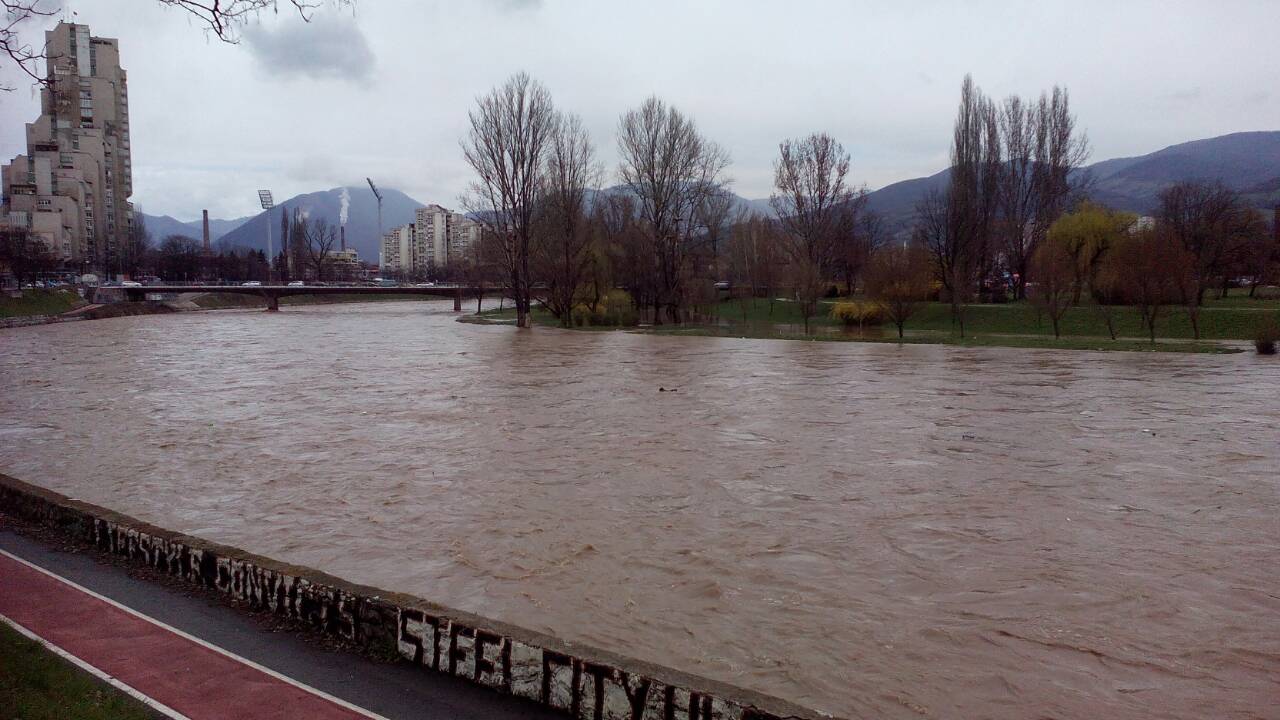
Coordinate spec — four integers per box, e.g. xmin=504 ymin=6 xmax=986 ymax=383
xmin=1 ymin=22 xmax=133 ymax=276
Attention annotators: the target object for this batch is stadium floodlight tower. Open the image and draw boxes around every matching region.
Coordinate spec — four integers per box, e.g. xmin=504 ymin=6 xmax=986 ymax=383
xmin=367 ymin=178 xmax=383 ymax=245
xmin=258 ymin=190 xmax=275 ymax=282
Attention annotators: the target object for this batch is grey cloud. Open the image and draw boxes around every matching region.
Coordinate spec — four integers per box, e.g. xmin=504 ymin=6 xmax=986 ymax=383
xmin=243 ymin=13 xmax=375 ymax=83
xmin=1161 ymin=87 xmax=1203 ymax=104
xmin=488 ymin=0 xmax=543 ymax=11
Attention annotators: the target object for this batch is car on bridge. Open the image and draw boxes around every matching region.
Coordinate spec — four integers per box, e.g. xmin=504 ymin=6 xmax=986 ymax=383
xmin=241 ymin=281 xmax=262 ymax=287
xmin=288 ymin=281 xmax=305 ymax=287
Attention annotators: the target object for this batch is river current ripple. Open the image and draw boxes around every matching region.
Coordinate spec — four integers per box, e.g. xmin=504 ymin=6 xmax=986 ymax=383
xmin=1 ymin=301 xmax=1277 ymax=719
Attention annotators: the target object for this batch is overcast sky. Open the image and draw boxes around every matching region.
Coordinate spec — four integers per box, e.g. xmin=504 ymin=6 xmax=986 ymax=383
xmin=1 ymin=0 xmax=1276 ymax=220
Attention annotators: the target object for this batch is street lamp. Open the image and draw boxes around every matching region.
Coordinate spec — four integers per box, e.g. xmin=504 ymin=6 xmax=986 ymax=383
xmin=258 ymin=190 xmax=274 ymax=282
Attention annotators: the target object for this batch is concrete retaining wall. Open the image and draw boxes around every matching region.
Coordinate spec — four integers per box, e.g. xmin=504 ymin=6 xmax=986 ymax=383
xmin=0 ymin=314 xmax=86 ymax=329
xmin=0 ymin=474 xmax=830 ymax=720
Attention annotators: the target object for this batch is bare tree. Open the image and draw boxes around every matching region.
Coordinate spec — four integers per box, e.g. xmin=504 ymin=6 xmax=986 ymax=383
xmin=1 ymin=0 xmax=351 ymax=91
xmin=865 ymin=242 xmax=932 ymax=339
xmin=460 ymin=229 xmax=501 ymax=313
xmin=157 ymin=0 xmax=352 ymax=41
xmin=1028 ymin=236 xmax=1075 ymax=338
xmin=121 ymin=209 xmax=153 ymax=279
xmin=533 ymin=114 xmax=600 ymax=326
xmin=917 ymin=75 xmax=1002 ymax=338
xmin=617 ymin=96 xmax=730 ymax=324
xmin=155 ymin=235 xmax=201 ymax=282
xmin=1235 ymin=208 xmax=1277 ymax=297
xmin=693 ymin=187 xmax=736 ymax=279
xmin=997 ymin=88 xmax=1089 ymax=300
xmin=596 ymin=192 xmax=650 ymax=312
xmin=836 ymin=208 xmax=884 ymax=296
xmin=1107 ymin=227 xmax=1182 ymax=343
xmin=1158 ymin=181 xmax=1251 ymax=307
xmin=462 ymin=72 xmax=559 ymax=329
xmin=724 ymin=212 xmax=784 ymax=321
xmin=0 ymin=226 xmax=56 ymax=286
xmin=1 ymin=0 xmax=55 ymax=91
xmin=303 ymin=218 xmax=337 ymax=281
xmin=770 ymin=132 xmax=861 ymax=332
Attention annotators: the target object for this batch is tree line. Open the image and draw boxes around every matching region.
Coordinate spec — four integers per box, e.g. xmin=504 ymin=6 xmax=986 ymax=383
xmin=456 ymin=72 xmax=1278 ymax=340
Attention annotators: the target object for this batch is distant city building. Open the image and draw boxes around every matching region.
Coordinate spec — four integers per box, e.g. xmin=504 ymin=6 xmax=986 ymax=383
xmin=0 ymin=22 xmax=132 ymax=276
xmin=449 ymin=214 xmax=482 ymax=262
xmin=378 ymin=204 xmax=481 ymax=276
xmin=327 ymin=246 xmax=359 ymax=278
xmin=380 ymin=224 xmax=414 ymax=274
xmin=414 ymin=204 xmax=450 ymax=273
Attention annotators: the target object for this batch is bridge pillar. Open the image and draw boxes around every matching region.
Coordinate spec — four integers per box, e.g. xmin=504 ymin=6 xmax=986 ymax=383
xmin=453 ymin=286 xmax=462 ymax=312
xmin=265 ymin=293 xmax=280 ymax=312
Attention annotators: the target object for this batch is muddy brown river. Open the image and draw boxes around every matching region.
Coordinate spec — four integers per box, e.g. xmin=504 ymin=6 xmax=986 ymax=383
xmin=1 ymin=301 xmax=1277 ymax=719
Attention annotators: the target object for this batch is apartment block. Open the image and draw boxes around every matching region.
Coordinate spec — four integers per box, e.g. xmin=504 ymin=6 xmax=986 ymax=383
xmin=379 ymin=204 xmax=483 ymax=276
xmin=413 ymin=204 xmax=450 ymax=273
xmin=380 ymin=224 xmax=414 ymax=275
xmin=1 ymin=22 xmax=132 ymax=275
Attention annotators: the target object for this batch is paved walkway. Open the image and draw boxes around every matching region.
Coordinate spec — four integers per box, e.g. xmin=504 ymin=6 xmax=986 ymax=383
xmin=0 ymin=530 xmax=559 ymax=720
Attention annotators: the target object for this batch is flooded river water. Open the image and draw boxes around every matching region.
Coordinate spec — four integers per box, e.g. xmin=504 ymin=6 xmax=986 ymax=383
xmin=1 ymin=301 xmax=1277 ymax=719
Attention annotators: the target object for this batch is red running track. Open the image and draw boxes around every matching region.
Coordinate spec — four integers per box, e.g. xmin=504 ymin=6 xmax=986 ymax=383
xmin=0 ymin=550 xmax=382 ymax=720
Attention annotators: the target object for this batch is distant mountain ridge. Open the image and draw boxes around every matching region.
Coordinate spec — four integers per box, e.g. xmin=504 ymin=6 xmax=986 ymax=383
xmin=212 ymin=186 xmax=427 ymax=262
xmin=143 ymin=131 xmax=1277 ymax=256
xmin=139 ymin=213 xmax=252 ymax=245
xmin=749 ymin=130 xmax=1280 ymax=233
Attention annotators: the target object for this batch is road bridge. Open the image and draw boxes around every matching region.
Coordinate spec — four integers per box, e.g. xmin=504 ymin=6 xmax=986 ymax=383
xmin=122 ymin=284 xmax=482 ymax=312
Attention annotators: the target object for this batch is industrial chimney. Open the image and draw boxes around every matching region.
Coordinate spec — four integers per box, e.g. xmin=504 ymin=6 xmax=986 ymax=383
xmin=340 ymin=224 xmax=346 ymax=251
xmin=202 ymin=209 xmax=210 ymax=253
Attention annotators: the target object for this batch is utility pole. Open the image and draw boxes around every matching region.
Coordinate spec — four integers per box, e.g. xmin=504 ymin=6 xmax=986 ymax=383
xmin=258 ymin=190 xmax=275 ymax=283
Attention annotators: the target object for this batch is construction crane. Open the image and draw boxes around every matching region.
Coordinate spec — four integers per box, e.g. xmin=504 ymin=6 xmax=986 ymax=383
xmin=367 ymin=178 xmax=383 ymax=244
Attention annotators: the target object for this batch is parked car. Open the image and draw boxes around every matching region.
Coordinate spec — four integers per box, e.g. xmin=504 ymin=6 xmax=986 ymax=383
xmin=120 ymin=280 xmax=142 ymax=287
xmin=288 ymin=280 xmax=305 ymax=287
xmin=241 ymin=281 xmax=262 ymax=286
xmin=412 ymin=282 xmax=436 ymax=288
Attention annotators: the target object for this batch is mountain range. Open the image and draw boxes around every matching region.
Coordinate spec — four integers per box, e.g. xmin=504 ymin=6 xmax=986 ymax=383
xmin=140 ymin=130 xmax=1279 ymax=257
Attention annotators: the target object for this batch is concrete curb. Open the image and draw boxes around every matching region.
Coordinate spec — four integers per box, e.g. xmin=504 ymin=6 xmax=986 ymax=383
xmin=0 ymin=473 xmax=833 ymax=720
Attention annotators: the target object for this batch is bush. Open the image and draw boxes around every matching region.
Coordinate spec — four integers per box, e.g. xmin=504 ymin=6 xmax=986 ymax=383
xmin=569 ymin=289 xmax=639 ymax=328
xmin=830 ymin=301 xmax=885 ymax=327
xmin=1255 ymin=317 xmax=1279 ymax=355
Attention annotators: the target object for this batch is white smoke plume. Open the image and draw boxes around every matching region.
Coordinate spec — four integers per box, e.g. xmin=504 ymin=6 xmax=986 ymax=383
xmin=339 ymin=187 xmax=350 ymax=227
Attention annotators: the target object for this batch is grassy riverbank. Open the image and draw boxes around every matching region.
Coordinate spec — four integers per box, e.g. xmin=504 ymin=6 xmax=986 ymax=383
xmin=0 ymin=289 xmax=86 ymax=318
xmin=470 ymin=290 xmax=1280 ymax=354
xmin=0 ymin=622 xmax=154 ymax=720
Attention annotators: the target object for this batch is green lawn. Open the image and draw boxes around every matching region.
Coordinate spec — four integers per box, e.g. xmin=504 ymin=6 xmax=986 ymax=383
xmin=717 ymin=291 xmax=1279 ymax=341
xmin=0 ymin=621 xmax=156 ymax=720
xmin=0 ymin=289 xmax=86 ymax=318
xmin=470 ymin=291 xmax=1279 ymax=354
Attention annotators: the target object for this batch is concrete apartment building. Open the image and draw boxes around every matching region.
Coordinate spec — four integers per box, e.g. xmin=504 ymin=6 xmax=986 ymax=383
xmin=414 ymin=204 xmax=450 ymax=273
xmin=1 ymin=22 xmax=132 ymax=276
xmin=379 ymin=224 xmax=414 ymax=275
xmin=379 ymin=205 xmax=483 ymax=276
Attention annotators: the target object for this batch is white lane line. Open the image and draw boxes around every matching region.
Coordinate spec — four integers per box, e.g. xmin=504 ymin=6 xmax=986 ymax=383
xmin=0 ymin=612 xmax=193 ymax=720
xmin=0 ymin=548 xmax=391 ymax=720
